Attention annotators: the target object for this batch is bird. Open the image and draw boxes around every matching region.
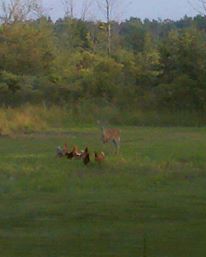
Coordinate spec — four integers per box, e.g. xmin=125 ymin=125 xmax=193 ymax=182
xmin=63 ymin=143 xmax=68 ymax=155
xmin=56 ymin=146 xmax=64 ymax=158
xmin=94 ymin=151 xmax=105 ymax=163
xmin=81 ymin=147 xmax=90 ymax=165
xmin=65 ymin=145 xmax=82 ymax=159
xmin=72 ymin=145 xmax=83 ymax=159
xmin=65 ymin=151 xmax=74 ymax=159
xmin=65 ymin=145 xmax=75 ymax=159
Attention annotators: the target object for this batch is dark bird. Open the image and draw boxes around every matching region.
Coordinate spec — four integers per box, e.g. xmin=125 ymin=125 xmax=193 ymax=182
xmin=65 ymin=151 xmax=74 ymax=159
xmin=81 ymin=147 xmax=90 ymax=165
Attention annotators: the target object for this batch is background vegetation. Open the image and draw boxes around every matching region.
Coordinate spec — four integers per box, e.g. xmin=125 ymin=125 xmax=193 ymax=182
xmin=1 ymin=5 xmax=206 ymax=129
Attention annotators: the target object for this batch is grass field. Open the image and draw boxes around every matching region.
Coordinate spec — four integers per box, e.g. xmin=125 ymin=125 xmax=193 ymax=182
xmin=0 ymin=127 xmax=206 ymax=257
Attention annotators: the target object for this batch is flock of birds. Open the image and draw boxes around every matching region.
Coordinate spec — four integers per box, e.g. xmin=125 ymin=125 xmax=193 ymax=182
xmin=56 ymin=125 xmax=120 ymax=166
xmin=56 ymin=144 xmax=105 ymax=165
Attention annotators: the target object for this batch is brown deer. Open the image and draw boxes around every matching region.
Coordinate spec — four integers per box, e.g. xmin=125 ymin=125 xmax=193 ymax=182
xmin=100 ymin=125 xmax=120 ymax=153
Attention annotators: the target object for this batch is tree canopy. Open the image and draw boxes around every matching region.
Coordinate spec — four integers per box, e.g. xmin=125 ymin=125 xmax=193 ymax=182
xmin=1 ymin=12 xmax=206 ymax=111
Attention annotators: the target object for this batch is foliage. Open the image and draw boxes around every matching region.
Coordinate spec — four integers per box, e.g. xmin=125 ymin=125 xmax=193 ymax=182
xmin=1 ymin=15 xmax=206 ymax=121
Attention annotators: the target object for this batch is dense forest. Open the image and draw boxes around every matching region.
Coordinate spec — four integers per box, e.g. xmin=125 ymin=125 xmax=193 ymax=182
xmin=1 ymin=10 xmax=206 ymax=119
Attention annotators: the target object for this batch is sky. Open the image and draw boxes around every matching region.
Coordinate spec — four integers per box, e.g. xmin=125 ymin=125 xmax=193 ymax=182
xmin=43 ymin=0 xmax=200 ymax=21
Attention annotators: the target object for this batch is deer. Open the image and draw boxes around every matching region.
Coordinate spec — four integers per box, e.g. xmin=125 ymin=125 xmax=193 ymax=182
xmin=98 ymin=121 xmax=120 ymax=153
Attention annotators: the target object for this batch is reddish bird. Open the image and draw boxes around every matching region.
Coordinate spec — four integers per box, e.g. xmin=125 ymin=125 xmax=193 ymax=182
xmin=63 ymin=143 xmax=68 ymax=155
xmin=94 ymin=151 xmax=105 ymax=163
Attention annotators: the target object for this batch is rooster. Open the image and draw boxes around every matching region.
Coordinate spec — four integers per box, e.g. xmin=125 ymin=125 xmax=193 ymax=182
xmin=94 ymin=151 xmax=105 ymax=163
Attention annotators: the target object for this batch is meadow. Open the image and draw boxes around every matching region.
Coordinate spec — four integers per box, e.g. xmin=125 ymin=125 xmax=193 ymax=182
xmin=0 ymin=126 xmax=206 ymax=257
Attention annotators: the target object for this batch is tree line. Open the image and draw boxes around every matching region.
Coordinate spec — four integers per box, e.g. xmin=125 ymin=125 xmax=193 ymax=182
xmin=1 ymin=6 xmax=206 ymax=112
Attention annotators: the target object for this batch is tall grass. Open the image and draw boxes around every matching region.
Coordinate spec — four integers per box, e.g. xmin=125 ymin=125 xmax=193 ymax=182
xmin=0 ymin=105 xmax=47 ymax=135
xmin=0 ymin=103 xmax=206 ymax=135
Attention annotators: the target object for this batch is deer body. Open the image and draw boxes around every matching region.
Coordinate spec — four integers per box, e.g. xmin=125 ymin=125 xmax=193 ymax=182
xmin=101 ymin=127 xmax=120 ymax=153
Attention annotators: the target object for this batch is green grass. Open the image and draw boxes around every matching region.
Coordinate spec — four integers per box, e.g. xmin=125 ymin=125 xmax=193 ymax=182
xmin=0 ymin=127 xmax=206 ymax=257
xmin=1 ymin=104 xmax=206 ymax=137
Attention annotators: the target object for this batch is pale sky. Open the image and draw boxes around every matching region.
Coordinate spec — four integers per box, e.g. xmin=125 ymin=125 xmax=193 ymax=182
xmin=43 ymin=0 xmax=200 ymax=21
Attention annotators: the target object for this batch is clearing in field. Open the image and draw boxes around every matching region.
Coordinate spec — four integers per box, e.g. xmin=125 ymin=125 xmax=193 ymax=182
xmin=0 ymin=127 xmax=206 ymax=257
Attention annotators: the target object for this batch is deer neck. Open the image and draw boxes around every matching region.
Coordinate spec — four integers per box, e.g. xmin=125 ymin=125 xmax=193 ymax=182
xmin=101 ymin=126 xmax=105 ymax=134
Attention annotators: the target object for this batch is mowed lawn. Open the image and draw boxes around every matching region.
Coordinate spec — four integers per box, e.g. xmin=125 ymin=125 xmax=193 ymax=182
xmin=0 ymin=127 xmax=206 ymax=257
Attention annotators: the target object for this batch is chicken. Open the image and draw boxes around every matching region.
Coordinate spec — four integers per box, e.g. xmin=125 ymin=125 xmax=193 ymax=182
xmin=56 ymin=146 xmax=64 ymax=158
xmin=63 ymin=143 xmax=68 ymax=155
xmin=81 ymin=147 xmax=90 ymax=165
xmin=94 ymin=151 xmax=105 ymax=163
xmin=65 ymin=150 xmax=74 ymax=159
xmin=65 ymin=146 xmax=75 ymax=159
xmin=72 ymin=145 xmax=82 ymax=159
xmin=65 ymin=145 xmax=81 ymax=159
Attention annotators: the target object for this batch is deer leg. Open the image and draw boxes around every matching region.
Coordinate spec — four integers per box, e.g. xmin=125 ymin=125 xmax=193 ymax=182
xmin=112 ymin=139 xmax=119 ymax=154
